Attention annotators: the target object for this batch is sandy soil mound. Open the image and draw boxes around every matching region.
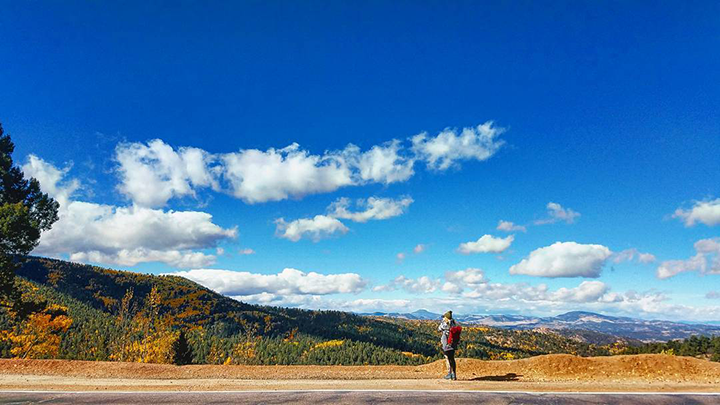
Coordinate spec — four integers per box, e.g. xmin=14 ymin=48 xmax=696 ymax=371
xmin=419 ymin=354 xmax=720 ymax=383
xmin=1 ymin=354 xmax=719 ymax=383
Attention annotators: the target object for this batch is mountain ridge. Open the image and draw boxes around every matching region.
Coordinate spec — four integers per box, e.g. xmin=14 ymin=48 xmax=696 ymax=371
xmin=363 ymin=309 xmax=720 ymax=342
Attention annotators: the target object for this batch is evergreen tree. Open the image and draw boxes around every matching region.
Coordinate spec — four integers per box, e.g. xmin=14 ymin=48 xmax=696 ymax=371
xmin=173 ymin=330 xmax=193 ymax=365
xmin=0 ymin=123 xmax=59 ymax=309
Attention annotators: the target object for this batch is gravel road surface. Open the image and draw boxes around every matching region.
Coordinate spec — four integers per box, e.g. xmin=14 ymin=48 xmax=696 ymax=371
xmin=1 ymin=391 xmax=719 ymax=404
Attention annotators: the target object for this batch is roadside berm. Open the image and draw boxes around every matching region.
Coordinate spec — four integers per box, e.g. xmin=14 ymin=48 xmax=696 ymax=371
xmin=1 ymin=354 xmax=718 ymax=392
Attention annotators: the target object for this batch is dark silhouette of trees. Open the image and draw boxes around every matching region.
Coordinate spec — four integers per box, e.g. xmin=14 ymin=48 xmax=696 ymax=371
xmin=0 ymin=123 xmax=59 ymax=310
xmin=623 ymin=334 xmax=720 ymax=361
xmin=173 ymin=330 xmax=193 ymax=365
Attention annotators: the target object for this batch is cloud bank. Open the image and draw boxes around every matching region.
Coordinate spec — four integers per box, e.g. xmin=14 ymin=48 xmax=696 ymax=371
xmin=114 ymin=122 xmax=505 ymax=207
xmin=171 ymin=268 xmax=367 ymax=296
xmin=23 ymin=156 xmax=236 ymax=268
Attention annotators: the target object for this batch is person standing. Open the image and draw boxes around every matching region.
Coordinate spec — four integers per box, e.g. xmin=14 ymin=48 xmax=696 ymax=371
xmin=438 ymin=310 xmax=458 ymax=380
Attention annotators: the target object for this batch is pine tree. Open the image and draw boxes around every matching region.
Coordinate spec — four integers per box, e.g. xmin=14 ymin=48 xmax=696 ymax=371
xmin=173 ymin=330 xmax=193 ymax=365
xmin=0 ymin=123 xmax=59 ymax=310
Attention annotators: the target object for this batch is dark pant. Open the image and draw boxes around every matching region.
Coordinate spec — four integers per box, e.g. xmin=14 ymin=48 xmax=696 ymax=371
xmin=444 ymin=349 xmax=456 ymax=374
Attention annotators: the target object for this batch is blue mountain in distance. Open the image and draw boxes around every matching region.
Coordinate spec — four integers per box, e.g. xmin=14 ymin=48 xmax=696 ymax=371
xmin=362 ymin=310 xmax=720 ymax=342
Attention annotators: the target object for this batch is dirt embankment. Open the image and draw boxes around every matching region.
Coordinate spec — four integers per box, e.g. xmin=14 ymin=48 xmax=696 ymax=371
xmin=1 ymin=354 xmax=720 ymax=392
xmin=1 ymin=354 xmax=720 ymax=383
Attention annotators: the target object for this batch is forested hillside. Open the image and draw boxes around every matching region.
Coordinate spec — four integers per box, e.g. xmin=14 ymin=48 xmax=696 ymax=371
xmin=1 ymin=257 xmax=623 ymax=365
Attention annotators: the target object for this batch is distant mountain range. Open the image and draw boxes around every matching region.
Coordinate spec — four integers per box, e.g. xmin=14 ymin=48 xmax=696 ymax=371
xmin=361 ymin=310 xmax=720 ymax=342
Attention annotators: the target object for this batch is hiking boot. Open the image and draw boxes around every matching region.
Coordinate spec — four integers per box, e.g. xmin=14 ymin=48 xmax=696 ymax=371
xmin=451 ymin=373 xmax=457 ymax=380
xmin=443 ymin=373 xmax=453 ymax=380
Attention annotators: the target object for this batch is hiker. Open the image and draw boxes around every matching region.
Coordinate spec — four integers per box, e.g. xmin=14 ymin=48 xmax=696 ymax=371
xmin=438 ymin=310 xmax=461 ymax=380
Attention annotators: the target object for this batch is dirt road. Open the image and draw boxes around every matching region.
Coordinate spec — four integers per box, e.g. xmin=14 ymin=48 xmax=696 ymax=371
xmin=1 ymin=391 xmax=719 ymax=405
xmin=0 ymin=354 xmax=719 ymax=393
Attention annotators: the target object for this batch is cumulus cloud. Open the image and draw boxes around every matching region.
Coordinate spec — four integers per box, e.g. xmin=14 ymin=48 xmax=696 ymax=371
xmin=706 ymin=291 xmax=720 ymax=300
xmin=442 ymin=268 xmax=486 ymax=294
xmin=274 ymin=215 xmax=349 ymax=242
xmin=496 ymin=220 xmax=526 ymax=233
xmin=612 ymin=248 xmax=657 ymax=264
xmin=221 ymin=144 xmax=353 ymax=204
xmin=238 ymin=248 xmax=255 ymax=255
xmin=411 ymin=122 xmax=505 ymax=170
xmin=656 ymin=238 xmax=720 ymax=279
xmin=328 ymin=196 xmax=413 ymax=223
xmin=203 ymin=266 xmax=720 ymax=322
xmin=396 ymin=252 xmax=406 ymax=263
xmin=413 ymin=244 xmax=427 ymax=254
xmin=549 ymin=281 xmax=610 ymax=303
xmin=443 ymin=271 xmax=623 ymax=308
xmin=115 ymin=140 xmax=219 ymax=208
xmin=115 ymin=122 xmax=505 ymax=206
xmin=344 ymin=140 xmax=415 ymax=184
xmin=534 ymin=202 xmax=580 ymax=225
xmin=24 ymin=156 xmax=237 ymax=268
xmin=458 ymin=234 xmax=514 ymax=254
xmin=377 ymin=268 xmax=612 ymax=306
xmin=673 ymin=198 xmax=720 ymax=227
xmin=170 ymin=268 xmax=367 ymax=296
xmin=22 ymin=155 xmax=80 ymax=207
xmin=509 ymin=242 xmax=612 ymax=278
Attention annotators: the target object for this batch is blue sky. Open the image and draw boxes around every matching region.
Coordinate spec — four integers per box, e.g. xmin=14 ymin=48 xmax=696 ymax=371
xmin=2 ymin=1 xmax=719 ymax=321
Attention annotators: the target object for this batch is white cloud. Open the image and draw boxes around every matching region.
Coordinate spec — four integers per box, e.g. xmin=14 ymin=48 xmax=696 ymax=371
xmin=344 ymin=140 xmax=415 ymax=184
xmin=445 ymin=268 xmax=486 ymax=285
xmin=458 ymin=234 xmax=514 ymax=254
xmin=509 ymin=242 xmax=612 ymax=278
xmin=36 ymin=202 xmax=236 ymax=268
xmin=373 ymin=275 xmax=441 ymax=294
xmin=170 ymin=268 xmax=367 ymax=296
xmin=114 ymin=122 xmax=505 ymax=207
xmin=377 ymin=269 xmax=611 ymax=306
xmin=441 ymin=271 xmax=641 ymax=309
xmin=657 ymin=254 xmax=707 ymax=279
xmin=22 ymin=155 xmax=80 ymax=207
xmin=442 ymin=268 xmax=486 ymax=294
xmin=496 ymin=220 xmax=526 ymax=233
xmin=656 ymin=238 xmax=720 ymax=279
xmin=411 ymin=121 xmax=506 ymax=170
xmin=707 ymin=291 xmax=720 ymax=299
xmin=637 ymin=252 xmax=657 ymax=264
xmin=221 ymin=144 xmax=354 ymax=204
xmin=396 ymin=252 xmax=406 ymax=262
xmin=612 ymin=248 xmax=657 ymax=264
xmin=238 ymin=248 xmax=255 ymax=255
xmin=549 ymin=281 xmax=609 ymax=303
xmin=25 ymin=156 xmax=237 ymax=268
xmin=71 ymin=249 xmax=215 ymax=268
xmin=413 ymin=244 xmax=427 ymax=254
xmin=534 ymin=202 xmax=580 ymax=225
xmin=206 ymin=268 xmax=720 ymax=322
xmin=328 ymin=196 xmax=413 ymax=223
xmin=115 ymin=140 xmax=219 ymax=208
xmin=673 ymin=198 xmax=720 ymax=227
xmin=274 ymin=215 xmax=349 ymax=242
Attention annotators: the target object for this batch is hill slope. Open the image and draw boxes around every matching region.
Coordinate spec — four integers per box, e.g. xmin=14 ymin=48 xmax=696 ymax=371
xmin=3 ymin=257 xmax=619 ymax=364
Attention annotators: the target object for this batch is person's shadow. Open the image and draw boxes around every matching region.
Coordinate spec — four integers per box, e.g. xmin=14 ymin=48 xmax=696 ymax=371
xmin=470 ymin=373 xmax=522 ymax=381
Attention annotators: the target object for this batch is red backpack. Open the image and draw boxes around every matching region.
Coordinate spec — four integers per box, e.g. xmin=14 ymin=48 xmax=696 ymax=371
xmin=448 ymin=325 xmax=462 ymax=345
